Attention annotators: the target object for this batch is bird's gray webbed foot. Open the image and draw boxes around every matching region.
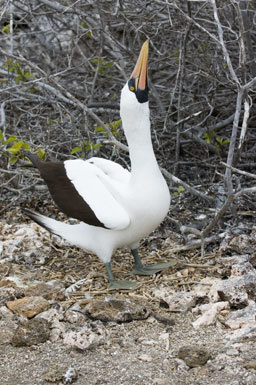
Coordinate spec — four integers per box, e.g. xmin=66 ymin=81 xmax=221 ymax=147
xmin=131 ymin=249 xmax=177 ymax=276
xmin=105 ymin=262 xmax=139 ymax=291
xmin=108 ymin=279 xmax=139 ymax=291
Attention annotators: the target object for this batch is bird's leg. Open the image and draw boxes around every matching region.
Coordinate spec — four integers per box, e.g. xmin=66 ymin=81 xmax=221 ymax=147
xmin=105 ymin=262 xmax=115 ymax=281
xmin=131 ymin=248 xmax=178 ymax=276
xmin=104 ymin=262 xmax=139 ymax=291
xmin=131 ymin=248 xmax=144 ymax=270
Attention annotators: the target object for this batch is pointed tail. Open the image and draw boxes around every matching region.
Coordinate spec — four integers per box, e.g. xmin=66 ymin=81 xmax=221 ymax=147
xmin=22 ymin=208 xmax=68 ymax=236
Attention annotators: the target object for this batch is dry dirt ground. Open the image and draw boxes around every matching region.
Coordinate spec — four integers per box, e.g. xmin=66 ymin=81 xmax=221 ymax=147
xmin=1 ymin=207 xmax=256 ymax=385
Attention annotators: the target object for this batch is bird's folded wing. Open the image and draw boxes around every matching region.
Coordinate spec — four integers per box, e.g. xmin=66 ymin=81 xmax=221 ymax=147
xmin=64 ymin=160 xmax=130 ymax=230
xmin=87 ymin=157 xmax=130 ymax=183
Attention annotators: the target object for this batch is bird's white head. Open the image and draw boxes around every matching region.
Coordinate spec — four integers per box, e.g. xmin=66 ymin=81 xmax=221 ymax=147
xmin=120 ymin=40 xmax=149 ymax=123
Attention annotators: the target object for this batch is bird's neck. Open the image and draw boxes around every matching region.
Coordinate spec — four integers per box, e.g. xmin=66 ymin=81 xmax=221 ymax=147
xmin=123 ymin=110 xmax=160 ymax=178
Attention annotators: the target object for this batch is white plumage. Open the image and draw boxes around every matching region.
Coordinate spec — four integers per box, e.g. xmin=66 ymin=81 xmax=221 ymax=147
xmin=24 ymin=41 xmax=171 ymax=289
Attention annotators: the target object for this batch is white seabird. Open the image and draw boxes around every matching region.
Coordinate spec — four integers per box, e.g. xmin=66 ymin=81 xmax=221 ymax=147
xmin=23 ymin=41 xmax=172 ymax=290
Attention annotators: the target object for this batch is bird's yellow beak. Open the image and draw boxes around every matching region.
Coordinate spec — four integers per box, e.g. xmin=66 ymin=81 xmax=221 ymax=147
xmin=130 ymin=40 xmax=149 ymax=91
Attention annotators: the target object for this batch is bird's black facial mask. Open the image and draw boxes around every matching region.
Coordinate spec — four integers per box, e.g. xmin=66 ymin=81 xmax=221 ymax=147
xmin=128 ymin=78 xmax=149 ymax=103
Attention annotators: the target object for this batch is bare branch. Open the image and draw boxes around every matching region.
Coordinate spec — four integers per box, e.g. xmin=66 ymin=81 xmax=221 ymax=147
xmin=211 ymin=0 xmax=240 ymax=85
xmin=221 ymin=162 xmax=256 ymax=180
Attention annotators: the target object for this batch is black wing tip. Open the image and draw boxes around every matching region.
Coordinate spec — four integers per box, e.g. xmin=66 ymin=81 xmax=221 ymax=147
xmin=22 ymin=151 xmax=41 ymax=168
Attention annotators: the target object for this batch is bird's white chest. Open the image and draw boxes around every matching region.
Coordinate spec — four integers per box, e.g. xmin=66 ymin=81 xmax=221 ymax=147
xmin=122 ymin=174 xmax=170 ymax=238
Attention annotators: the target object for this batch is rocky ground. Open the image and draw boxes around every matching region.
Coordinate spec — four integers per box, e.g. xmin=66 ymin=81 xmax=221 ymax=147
xmin=0 ymin=207 xmax=256 ymax=385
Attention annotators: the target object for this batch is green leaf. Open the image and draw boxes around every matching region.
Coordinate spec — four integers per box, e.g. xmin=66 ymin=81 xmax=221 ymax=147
xmin=216 ymin=137 xmax=230 ymax=147
xmin=24 ymin=72 xmax=34 ymax=80
xmin=9 ymin=156 xmax=18 ymax=165
xmin=7 ymin=141 xmax=23 ymax=154
xmin=173 ymin=186 xmax=184 ymax=196
xmin=109 ymin=119 xmax=121 ymax=135
xmin=37 ymin=148 xmax=45 ymax=159
xmin=203 ymin=130 xmax=215 ymax=145
xmin=95 ymin=125 xmax=106 ymax=133
xmin=0 ymin=129 xmax=4 ymax=143
xmin=48 ymin=120 xmax=57 ymax=126
xmin=92 ymin=143 xmax=102 ymax=150
xmin=105 ymin=61 xmax=114 ymax=69
xmin=110 ymin=119 xmax=122 ymax=130
xmin=2 ymin=59 xmax=12 ymax=69
xmin=202 ymin=132 xmax=211 ymax=144
xmin=85 ymin=141 xmax=93 ymax=152
xmin=4 ymin=135 xmax=17 ymax=145
xmin=22 ymin=142 xmax=30 ymax=150
xmin=15 ymin=75 xmax=21 ymax=84
xmin=1 ymin=24 xmax=10 ymax=35
xmin=71 ymin=146 xmax=82 ymax=154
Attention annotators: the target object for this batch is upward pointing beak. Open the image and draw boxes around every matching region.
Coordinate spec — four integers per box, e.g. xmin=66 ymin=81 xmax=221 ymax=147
xmin=130 ymin=40 xmax=149 ymax=91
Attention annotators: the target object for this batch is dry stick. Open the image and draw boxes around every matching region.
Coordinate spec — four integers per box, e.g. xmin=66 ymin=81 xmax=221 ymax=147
xmin=172 ymin=2 xmax=220 ymax=45
xmin=220 ymin=162 xmax=256 ymax=180
xmin=236 ymin=0 xmax=256 ymax=78
xmin=211 ymin=0 xmax=240 ymax=85
xmin=198 ymin=1 xmax=255 ymax=257
xmin=163 ymin=64 xmax=181 ymax=132
xmin=38 ymin=0 xmax=75 ymax=13
xmin=200 ymin=185 xmax=256 ymax=256
xmin=211 ymin=0 xmax=243 ymax=197
xmin=231 ymin=2 xmax=252 ymax=164
xmin=174 ymin=31 xmax=187 ymax=175
xmin=237 ymin=95 xmax=251 ymax=157
xmin=0 ymin=49 xmax=116 ymax=142
xmin=89 ymin=34 xmax=103 ymax=104
xmin=161 ymin=168 xmax=215 ymax=203
xmin=224 ymin=88 xmax=244 ymax=194
xmin=169 ymin=234 xmax=223 ymax=253
xmin=0 ymin=98 xmax=33 ymax=138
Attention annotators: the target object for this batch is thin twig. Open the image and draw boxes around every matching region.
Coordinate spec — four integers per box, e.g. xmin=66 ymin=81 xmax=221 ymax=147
xmin=162 ymin=168 xmax=215 ymax=203
xmin=221 ymin=162 xmax=256 ymax=180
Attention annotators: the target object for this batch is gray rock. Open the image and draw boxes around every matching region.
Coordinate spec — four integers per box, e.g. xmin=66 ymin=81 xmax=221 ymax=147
xmin=0 ymin=287 xmax=21 ymax=306
xmin=11 ymin=318 xmax=50 ymax=346
xmin=64 ymin=309 xmax=87 ymax=324
xmin=153 ymin=287 xmax=198 ymax=312
xmin=83 ymin=298 xmax=150 ymax=322
xmin=178 ymin=345 xmax=211 ymax=367
xmin=231 ymin=262 xmax=255 ymax=277
xmin=244 ymin=360 xmax=256 ymax=370
xmin=213 ymin=273 xmax=256 ymax=308
xmin=24 ymin=281 xmax=65 ymax=301
xmin=44 ymin=364 xmax=78 ymax=384
xmin=63 ymin=323 xmax=105 ymax=350
xmin=225 ymin=301 xmax=256 ymax=329
xmin=0 ymin=320 xmax=18 ymax=344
